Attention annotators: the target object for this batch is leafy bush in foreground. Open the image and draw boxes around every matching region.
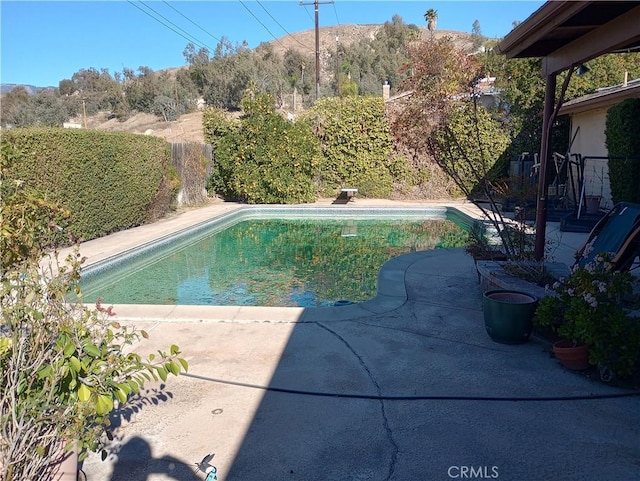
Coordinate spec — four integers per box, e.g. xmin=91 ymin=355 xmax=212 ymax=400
xmin=1 ymin=143 xmax=187 ymax=479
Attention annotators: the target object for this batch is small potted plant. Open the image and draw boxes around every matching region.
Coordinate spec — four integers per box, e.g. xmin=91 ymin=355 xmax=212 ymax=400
xmin=534 ymin=252 xmax=640 ymax=379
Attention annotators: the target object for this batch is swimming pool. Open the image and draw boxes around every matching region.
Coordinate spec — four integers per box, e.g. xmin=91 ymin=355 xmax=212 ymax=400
xmin=79 ymin=206 xmax=473 ymax=308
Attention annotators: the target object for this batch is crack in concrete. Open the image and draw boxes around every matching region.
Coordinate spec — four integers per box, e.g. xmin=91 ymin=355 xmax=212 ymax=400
xmin=315 ymin=322 xmax=399 ymax=481
xmin=351 ymin=319 xmax=510 ymax=352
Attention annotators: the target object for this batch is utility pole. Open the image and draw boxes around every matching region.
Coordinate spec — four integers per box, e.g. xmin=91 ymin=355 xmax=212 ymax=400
xmin=300 ymin=0 xmax=334 ymax=100
xmin=335 ymin=35 xmax=340 ymax=96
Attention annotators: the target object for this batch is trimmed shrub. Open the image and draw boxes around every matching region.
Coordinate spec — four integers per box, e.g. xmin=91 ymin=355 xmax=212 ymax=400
xmin=605 ymin=98 xmax=640 ymax=204
xmin=304 ymin=96 xmax=395 ymax=197
xmin=210 ymin=94 xmax=320 ymax=204
xmin=1 ymin=128 xmax=173 ymax=242
xmin=0 ymin=143 xmax=70 ymax=269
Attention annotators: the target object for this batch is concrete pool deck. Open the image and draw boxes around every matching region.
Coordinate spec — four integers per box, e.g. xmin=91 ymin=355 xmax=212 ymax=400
xmin=75 ymin=199 xmax=640 ymax=481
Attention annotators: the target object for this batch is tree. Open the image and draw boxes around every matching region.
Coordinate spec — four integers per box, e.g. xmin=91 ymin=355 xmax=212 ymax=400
xmin=284 ymin=48 xmax=314 ymax=101
xmin=477 ymin=49 xmax=640 ymax=165
xmin=471 ymin=20 xmax=484 ymax=50
xmin=70 ymin=68 xmax=121 ymax=115
xmin=59 ymin=79 xmax=76 ymax=97
xmin=392 ymin=36 xmax=478 ymax=157
xmin=0 ymin=87 xmax=33 ymax=127
xmin=336 ymin=14 xmax=415 ymax=96
xmin=183 ymin=42 xmax=210 ymax=66
xmin=391 ymin=36 xmax=528 ymax=260
xmin=183 ymin=42 xmax=212 ymax=95
xmin=424 ymin=9 xmax=438 ymax=33
xmin=152 ymin=95 xmax=177 ymax=121
xmin=211 ymin=93 xmax=320 ymax=203
xmin=31 ymin=89 xmax=75 ymax=127
xmin=605 ymin=98 xmax=640 ymax=204
xmin=123 ymin=66 xmax=161 ymax=113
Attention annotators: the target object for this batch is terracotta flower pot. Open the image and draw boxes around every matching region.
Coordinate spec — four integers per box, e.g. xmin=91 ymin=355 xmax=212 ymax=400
xmin=552 ymin=340 xmax=591 ymax=370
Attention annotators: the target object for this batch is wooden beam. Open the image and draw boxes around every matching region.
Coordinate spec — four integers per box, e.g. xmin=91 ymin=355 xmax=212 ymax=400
xmin=543 ymin=5 xmax=640 ymax=75
xmin=534 ymin=74 xmax=557 ymax=261
xmin=497 ymin=1 xmax=587 ymax=58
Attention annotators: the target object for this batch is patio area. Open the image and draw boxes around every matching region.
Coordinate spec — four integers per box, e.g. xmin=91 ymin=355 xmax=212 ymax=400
xmin=75 ymin=200 xmax=639 ymax=481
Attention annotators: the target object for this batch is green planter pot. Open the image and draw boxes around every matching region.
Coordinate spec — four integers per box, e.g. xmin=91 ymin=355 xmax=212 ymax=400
xmin=483 ymin=290 xmax=538 ymax=344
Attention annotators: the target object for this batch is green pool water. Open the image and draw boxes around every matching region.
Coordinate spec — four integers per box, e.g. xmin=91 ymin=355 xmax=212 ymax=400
xmin=79 ymin=217 xmax=467 ymax=307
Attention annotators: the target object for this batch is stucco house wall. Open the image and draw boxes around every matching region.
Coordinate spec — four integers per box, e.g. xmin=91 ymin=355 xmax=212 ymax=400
xmin=559 ymin=78 xmax=640 ymax=211
xmin=567 ymin=106 xmax=612 ymax=209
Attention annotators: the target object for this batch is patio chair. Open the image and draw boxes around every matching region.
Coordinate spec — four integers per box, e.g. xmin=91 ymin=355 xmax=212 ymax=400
xmin=574 ymin=202 xmax=640 ymax=271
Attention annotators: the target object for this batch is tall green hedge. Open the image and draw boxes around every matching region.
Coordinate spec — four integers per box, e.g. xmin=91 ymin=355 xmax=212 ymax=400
xmin=304 ymin=96 xmax=395 ymax=197
xmin=210 ymin=94 xmax=320 ymax=204
xmin=1 ymin=128 xmax=173 ymax=241
xmin=605 ymin=98 xmax=640 ymax=204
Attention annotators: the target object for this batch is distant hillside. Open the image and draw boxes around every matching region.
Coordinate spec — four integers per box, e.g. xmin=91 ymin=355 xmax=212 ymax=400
xmin=0 ymin=84 xmax=55 ymax=95
xmin=265 ymin=24 xmax=475 ymax=58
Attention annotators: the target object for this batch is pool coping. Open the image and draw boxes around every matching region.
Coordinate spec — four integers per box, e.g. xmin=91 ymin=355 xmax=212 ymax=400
xmin=71 ymin=200 xmax=485 ymax=322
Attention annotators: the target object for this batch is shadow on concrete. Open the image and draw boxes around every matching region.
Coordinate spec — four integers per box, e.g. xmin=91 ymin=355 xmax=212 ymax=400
xmin=108 ymin=436 xmax=201 ymax=481
xmin=80 ymin=386 xmax=204 ymax=480
xmin=107 ymin=386 xmax=174 ymax=430
xmin=220 ymin=249 xmax=640 ymax=481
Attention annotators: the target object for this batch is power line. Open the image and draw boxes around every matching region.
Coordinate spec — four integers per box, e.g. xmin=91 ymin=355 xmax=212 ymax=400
xmin=256 ymin=0 xmax=313 ymax=52
xmin=127 ymin=1 xmax=215 ymax=52
xmin=161 ymin=0 xmax=222 ymax=45
xmin=332 ymin=0 xmax=340 ymax=25
xmin=301 ymin=3 xmax=314 ymax=22
xmin=139 ymin=0 xmax=216 ymax=50
xmin=238 ymin=0 xmax=288 ymax=51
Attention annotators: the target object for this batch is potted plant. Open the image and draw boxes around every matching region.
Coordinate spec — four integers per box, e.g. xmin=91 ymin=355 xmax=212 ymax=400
xmin=483 ymin=289 xmax=538 ymax=344
xmin=534 ymin=252 xmax=640 ymax=379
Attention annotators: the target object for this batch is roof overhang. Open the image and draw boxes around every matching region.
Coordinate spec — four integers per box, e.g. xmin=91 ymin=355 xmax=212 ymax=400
xmin=497 ymin=1 xmax=640 ymax=76
xmin=559 ymin=79 xmax=640 ymax=115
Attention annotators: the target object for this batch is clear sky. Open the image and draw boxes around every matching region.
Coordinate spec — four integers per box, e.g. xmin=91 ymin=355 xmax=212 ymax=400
xmin=0 ymin=0 xmax=545 ymax=87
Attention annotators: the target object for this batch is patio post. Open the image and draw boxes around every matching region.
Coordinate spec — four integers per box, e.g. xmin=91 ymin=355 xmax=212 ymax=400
xmin=534 ymin=73 xmax=557 ymax=260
